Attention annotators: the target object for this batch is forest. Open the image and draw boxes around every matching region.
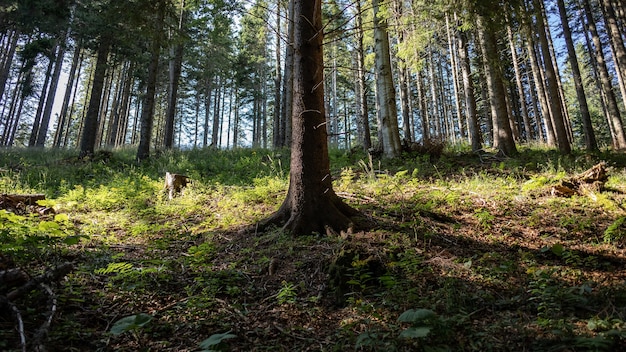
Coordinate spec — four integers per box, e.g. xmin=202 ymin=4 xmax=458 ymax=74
xmin=1 ymin=0 xmax=626 ymax=351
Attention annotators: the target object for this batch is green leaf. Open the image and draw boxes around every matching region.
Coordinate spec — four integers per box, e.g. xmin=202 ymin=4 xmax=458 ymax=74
xmin=199 ymin=331 xmax=236 ymax=349
xmin=54 ymin=213 xmax=69 ymax=222
xmin=550 ymin=243 xmax=565 ymax=256
xmin=110 ymin=313 xmax=153 ymax=336
xmin=398 ymin=309 xmax=436 ymax=323
xmin=399 ymin=326 xmax=431 ymax=339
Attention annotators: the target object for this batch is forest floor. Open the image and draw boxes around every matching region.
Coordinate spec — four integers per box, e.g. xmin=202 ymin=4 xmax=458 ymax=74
xmin=1 ymin=146 xmax=626 ymax=351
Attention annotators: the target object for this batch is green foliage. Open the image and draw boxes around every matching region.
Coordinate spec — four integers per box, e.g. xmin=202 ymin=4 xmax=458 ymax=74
xmin=604 ymin=217 xmax=626 ymax=244
xmin=276 ymin=281 xmax=298 ymax=305
xmin=110 ymin=313 xmax=154 ymax=336
xmin=199 ymin=331 xmax=236 ymax=351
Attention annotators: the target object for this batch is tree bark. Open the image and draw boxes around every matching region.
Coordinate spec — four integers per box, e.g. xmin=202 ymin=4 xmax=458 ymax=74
xmin=136 ymin=2 xmax=165 ymax=161
xmin=372 ymin=0 xmax=402 ymax=158
xmin=557 ymin=0 xmax=597 ymax=151
xmin=257 ymin=0 xmax=360 ymax=236
xmin=354 ymin=0 xmax=371 ymax=150
xmin=506 ymin=20 xmax=533 ymax=142
xmin=532 ymin=0 xmax=571 ymax=154
xmin=476 ymin=14 xmax=517 ymax=156
xmin=456 ymin=20 xmax=481 ymax=151
xmin=164 ymin=0 xmax=187 ymax=149
xmin=79 ymin=38 xmax=110 ymax=158
xmin=582 ymin=0 xmax=626 ymax=149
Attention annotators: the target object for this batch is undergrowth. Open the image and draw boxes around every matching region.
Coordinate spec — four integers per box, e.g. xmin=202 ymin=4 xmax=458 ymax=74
xmin=0 ymin=146 xmax=625 ymax=351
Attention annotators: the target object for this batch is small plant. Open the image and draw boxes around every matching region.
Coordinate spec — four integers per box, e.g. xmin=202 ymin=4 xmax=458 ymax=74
xmin=276 ymin=280 xmax=297 ymax=304
xmin=110 ymin=313 xmax=153 ymax=336
xmin=604 ymin=216 xmax=626 ymax=244
xmin=199 ymin=331 xmax=237 ymax=352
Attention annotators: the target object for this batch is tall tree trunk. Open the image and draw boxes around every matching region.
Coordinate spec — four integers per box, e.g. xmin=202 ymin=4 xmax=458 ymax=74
xmin=54 ymin=43 xmax=82 ymax=148
xmin=137 ymin=2 xmax=165 ymax=161
xmin=582 ymin=0 xmax=626 ymax=149
xmin=164 ymin=0 xmax=187 ymax=149
xmin=599 ymin=0 xmax=626 ymax=111
xmin=258 ymin=0 xmax=359 ymax=236
xmin=445 ymin=14 xmax=464 ymax=141
xmin=372 ymin=0 xmax=401 ymax=157
xmin=35 ymin=39 xmax=67 ymax=147
xmin=557 ymin=0 xmax=597 ymax=150
xmin=0 ymin=29 xmax=18 ymax=106
xmin=280 ymin=0 xmax=295 ymax=147
xmin=506 ymin=20 xmax=533 ymax=142
xmin=457 ymin=21 xmax=481 ymax=151
xmin=212 ymin=77 xmax=221 ymax=147
xmin=28 ymin=53 xmax=54 ymax=147
xmin=202 ymin=78 xmax=213 ymax=147
xmin=533 ymin=0 xmax=571 ymax=154
xmin=354 ymin=0 xmax=371 ymax=150
xmin=272 ymin=0 xmax=282 ymax=149
xmin=79 ymin=38 xmax=110 ymax=157
xmin=476 ymin=14 xmax=517 ymax=156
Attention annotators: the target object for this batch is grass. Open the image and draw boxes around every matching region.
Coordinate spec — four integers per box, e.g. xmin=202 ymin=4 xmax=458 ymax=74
xmin=1 ymin=145 xmax=626 ymax=351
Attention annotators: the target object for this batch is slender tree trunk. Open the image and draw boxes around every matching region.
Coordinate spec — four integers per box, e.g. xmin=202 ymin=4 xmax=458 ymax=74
xmin=0 ymin=29 xmax=18 ymax=106
xmin=557 ymin=0 xmax=597 ymax=150
xmin=79 ymin=38 xmax=110 ymax=157
xmin=445 ymin=14 xmax=463 ymax=141
xmin=532 ymin=0 xmax=570 ymax=154
xmin=137 ymin=2 xmax=165 ymax=161
xmin=457 ymin=22 xmax=481 ymax=151
xmin=372 ymin=0 xmax=401 ymax=157
xmin=164 ymin=0 xmax=187 ymax=149
xmin=583 ymin=0 xmax=626 ymax=149
xmin=476 ymin=14 xmax=517 ymax=156
xmin=212 ymin=77 xmax=221 ymax=147
xmin=506 ymin=20 xmax=533 ymax=142
xmin=272 ymin=0 xmax=282 ymax=149
xmin=600 ymin=0 xmax=626 ymax=111
xmin=54 ymin=43 xmax=81 ymax=148
xmin=203 ymin=78 xmax=213 ymax=147
xmin=280 ymin=0 xmax=295 ymax=147
xmin=354 ymin=0 xmax=371 ymax=150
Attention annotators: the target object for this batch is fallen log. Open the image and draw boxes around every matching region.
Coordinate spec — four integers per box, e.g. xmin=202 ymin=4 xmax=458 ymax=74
xmin=551 ymin=162 xmax=609 ymax=197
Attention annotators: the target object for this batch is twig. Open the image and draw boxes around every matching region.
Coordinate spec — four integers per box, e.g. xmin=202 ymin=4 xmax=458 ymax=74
xmin=7 ymin=262 xmax=73 ymax=301
xmin=8 ymin=300 xmax=27 ymax=352
xmin=33 ymin=283 xmax=57 ymax=352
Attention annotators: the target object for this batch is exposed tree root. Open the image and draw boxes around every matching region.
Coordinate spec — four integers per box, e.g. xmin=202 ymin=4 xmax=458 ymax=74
xmin=255 ymin=194 xmax=368 ymax=236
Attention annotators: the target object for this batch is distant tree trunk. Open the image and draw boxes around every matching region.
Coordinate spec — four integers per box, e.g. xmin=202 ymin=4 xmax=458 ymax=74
xmin=79 ymin=39 xmax=110 ymax=157
xmin=506 ymin=20 xmax=533 ymax=142
xmin=28 ymin=53 xmax=54 ymax=147
xmin=476 ymin=13 xmax=517 ymax=156
xmin=54 ymin=43 xmax=82 ymax=148
xmin=532 ymin=0 xmax=570 ymax=154
xmin=599 ymin=0 xmax=626 ymax=111
xmin=354 ymin=0 xmax=371 ymax=150
xmin=233 ymin=86 xmax=240 ymax=148
xmin=272 ymin=0 xmax=282 ymax=149
xmin=202 ymin=78 xmax=213 ymax=147
xmin=137 ymin=2 xmax=165 ymax=161
xmin=257 ymin=0 xmax=359 ymax=236
xmin=557 ymin=0 xmax=597 ymax=150
xmin=372 ymin=0 xmax=401 ymax=157
xmin=583 ymin=0 xmax=626 ymax=149
xmin=456 ymin=21 xmax=481 ymax=151
xmin=212 ymin=78 xmax=221 ymax=147
xmin=0 ymin=29 xmax=19 ymax=107
xmin=280 ymin=0 xmax=295 ymax=148
xmin=164 ymin=1 xmax=187 ymax=149
xmin=522 ymin=13 xmax=555 ymax=146
xmin=445 ymin=14 xmax=463 ymax=141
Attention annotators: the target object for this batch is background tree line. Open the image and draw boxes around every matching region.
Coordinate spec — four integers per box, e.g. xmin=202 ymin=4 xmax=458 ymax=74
xmin=0 ymin=0 xmax=625 ymax=159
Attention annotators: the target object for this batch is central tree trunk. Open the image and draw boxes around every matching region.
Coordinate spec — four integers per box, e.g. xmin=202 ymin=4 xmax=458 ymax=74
xmin=257 ymin=0 xmax=359 ymax=236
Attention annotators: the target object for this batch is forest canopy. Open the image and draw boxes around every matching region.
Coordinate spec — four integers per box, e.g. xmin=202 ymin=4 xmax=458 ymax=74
xmin=0 ymin=0 xmax=625 ymax=156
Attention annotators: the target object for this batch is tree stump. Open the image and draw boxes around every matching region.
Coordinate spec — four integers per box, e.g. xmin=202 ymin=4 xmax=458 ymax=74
xmin=551 ymin=162 xmax=609 ymax=197
xmin=165 ymin=172 xmax=190 ymax=200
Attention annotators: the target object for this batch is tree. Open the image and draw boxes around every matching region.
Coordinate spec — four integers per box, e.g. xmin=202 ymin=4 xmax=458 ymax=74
xmin=372 ymin=0 xmax=402 ymax=158
xmin=257 ymin=0 xmax=360 ymax=236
